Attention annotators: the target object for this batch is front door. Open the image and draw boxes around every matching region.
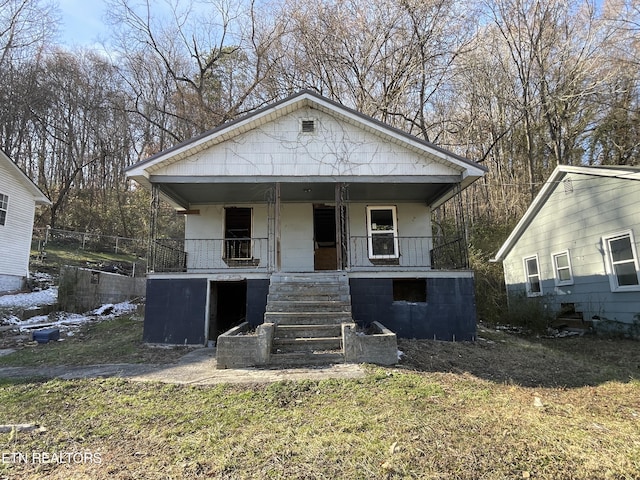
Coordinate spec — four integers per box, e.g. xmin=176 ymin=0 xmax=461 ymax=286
xmin=313 ymin=205 xmax=337 ymax=270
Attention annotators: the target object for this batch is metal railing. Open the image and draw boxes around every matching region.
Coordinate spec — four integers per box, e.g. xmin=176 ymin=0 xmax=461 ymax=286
xmin=348 ymin=236 xmax=433 ymax=269
xmin=151 ymin=235 xmax=468 ymax=273
xmin=152 ymin=238 xmax=270 ymax=272
xmin=430 ymin=237 xmax=469 ymax=270
xmin=348 ymin=235 xmax=468 ymax=270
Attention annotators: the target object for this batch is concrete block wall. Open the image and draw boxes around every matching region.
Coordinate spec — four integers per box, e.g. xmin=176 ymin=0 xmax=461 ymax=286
xmin=143 ymin=277 xmax=207 ymax=345
xmin=343 ymin=322 xmax=398 ymax=365
xmin=246 ymin=279 xmax=269 ymax=327
xmin=349 ymin=276 xmax=477 ymax=341
xmin=216 ymin=322 xmax=274 ymax=368
xmin=58 ymin=266 xmax=146 ymax=314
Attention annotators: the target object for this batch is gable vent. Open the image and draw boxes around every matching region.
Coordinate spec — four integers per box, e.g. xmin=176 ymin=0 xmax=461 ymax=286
xmin=301 ymin=119 xmax=316 ymax=133
xmin=563 ymin=178 xmax=573 ymax=194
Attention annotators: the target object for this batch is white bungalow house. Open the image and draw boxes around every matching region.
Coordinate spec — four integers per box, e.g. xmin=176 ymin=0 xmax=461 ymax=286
xmin=0 ymin=150 xmax=51 ymax=292
xmin=126 ymin=90 xmax=487 ymax=347
xmin=493 ymin=165 xmax=640 ymax=337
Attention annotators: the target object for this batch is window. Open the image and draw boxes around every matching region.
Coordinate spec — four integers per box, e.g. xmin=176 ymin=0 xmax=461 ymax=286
xmin=603 ymin=231 xmax=640 ymax=291
xmin=0 ymin=193 xmax=7 ymax=226
xmin=552 ymin=250 xmax=573 ymax=286
xmin=366 ymin=206 xmax=398 ymax=259
xmin=224 ymin=207 xmax=252 ymax=259
xmin=393 ymin=278 xmax=426 ymax=302
xmin=523 ymin=255 xmax=542 ymax=296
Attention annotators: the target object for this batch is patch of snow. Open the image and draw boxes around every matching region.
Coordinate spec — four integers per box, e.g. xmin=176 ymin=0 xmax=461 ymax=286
xmin=92 ymin=301 xmax=137 ymax=317
xmin=0 ymin=282 xmax=141 ymax=340
xmin=0 ymin=287 xmax=58 ymax=308
xmin=18 ymin=312 xmax=91 ymax=331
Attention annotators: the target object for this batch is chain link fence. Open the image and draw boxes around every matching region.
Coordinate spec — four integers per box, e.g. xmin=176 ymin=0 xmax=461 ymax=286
xmin=32 ymin=227 xmax=148 ymax=276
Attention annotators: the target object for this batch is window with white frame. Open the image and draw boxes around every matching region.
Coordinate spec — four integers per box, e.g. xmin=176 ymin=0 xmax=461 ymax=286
xmin=552 ymin=250 xmax=573 ymax=286
xmin=603 ymin=231 xmax=640 ymax=291
xmin=0 ymin=193 xmax=7 ymax=226
xmin=523 ymin=255 xmax=542 ymax=296
xmin=366 ymin=206 xmax=399 ymax=259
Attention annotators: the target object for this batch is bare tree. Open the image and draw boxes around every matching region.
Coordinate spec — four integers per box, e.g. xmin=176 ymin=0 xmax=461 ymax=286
xmin=107 ymin=0 xmax=282 ymax=150
xmin=270 ymin=0 xmax=475 ymax=141
xmin=0 ymin=0 xmax=58 ymax=67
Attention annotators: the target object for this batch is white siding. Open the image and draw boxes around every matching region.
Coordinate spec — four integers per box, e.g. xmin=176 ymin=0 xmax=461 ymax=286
xmin=0 ymin=159 xmax=37 ymax=289
xmin=152 ymin=108 xmax=460 ymax=179
xmin=503 ymin=173 xmax=640 ymax=324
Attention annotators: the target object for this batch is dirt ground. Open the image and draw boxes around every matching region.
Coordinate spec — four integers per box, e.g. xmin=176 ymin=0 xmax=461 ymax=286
xmin=397 ymin=325 xmax=639 ymax=388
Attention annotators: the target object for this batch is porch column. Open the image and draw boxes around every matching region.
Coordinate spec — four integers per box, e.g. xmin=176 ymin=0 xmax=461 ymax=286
xmin=275 ymin=182 xmax=281 ymax=271
xmin=335 ymin=182 xmax=343 ymax=270
xmin=148 ymin=183 xmax=160 ymax=272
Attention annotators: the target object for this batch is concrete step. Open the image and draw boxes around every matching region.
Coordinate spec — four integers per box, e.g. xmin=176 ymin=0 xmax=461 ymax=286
xmin=270 ymin=273 xmax=348 ymax=284
xmin=265 ymin=312 xmax=353 ymax=325
xmin=269 ymin=351 xmax=345 ymax=367
xmin=269 ymin=284 xmax=350 ymax=295
xmin=274 ymin=324 xmax=342 ymax=339
xmin=266 ymin=300 xmax=351 ymax=313
xmin=273 ymin=336 xmax=342 ymax=353
xmin=267 ymin=289 xmax=351 ymax=302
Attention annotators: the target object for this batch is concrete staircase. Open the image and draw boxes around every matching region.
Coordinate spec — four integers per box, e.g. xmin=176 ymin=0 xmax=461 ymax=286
xmin=264 ymin=272 xmax=355 ymax=366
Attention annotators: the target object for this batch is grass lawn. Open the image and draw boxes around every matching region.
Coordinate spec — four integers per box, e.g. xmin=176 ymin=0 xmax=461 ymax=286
xmin=0 ymin=324 xmax=639 ymax=479
xmin=0 ymin=317 xmax=190 ymax=367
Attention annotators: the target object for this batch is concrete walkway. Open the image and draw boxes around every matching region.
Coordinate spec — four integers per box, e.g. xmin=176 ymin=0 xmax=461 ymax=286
xmin=0 ymin=348 xmax=366 ymax=385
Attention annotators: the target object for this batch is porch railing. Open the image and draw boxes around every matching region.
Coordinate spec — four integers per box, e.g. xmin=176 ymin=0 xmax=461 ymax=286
xmin=348 ymin=236 xmax=468 ymax=270
xmin=151 ymin=235 xmax=467 ymax=273
xmin=348 ymin=236 xmax=433 ymax=269
xmin=430 ymin=237 xmax=469 ymax=270
xmin=152 ymin=238 xmax=270 ymax=272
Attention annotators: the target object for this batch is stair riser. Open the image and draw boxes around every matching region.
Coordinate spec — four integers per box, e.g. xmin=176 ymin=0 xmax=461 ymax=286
xmin=269 ymin=285 xmax=350 ymax=296
xmin=265 ymin=313 xmax=352 ymax=325
xmin=270 ymin=275 xmax=348 ymax=284
xmin=268 ymin=293 xmax=351 ymax=302
xmin=273 ymin=339 xmax=342 ymax=353
xmin=266 ymin=302 xmax=351 ymax=313
xmin=269 ymin=353 xmax=345 ymax=366
xmin=274 ymin=325 xmax=342 ymax=338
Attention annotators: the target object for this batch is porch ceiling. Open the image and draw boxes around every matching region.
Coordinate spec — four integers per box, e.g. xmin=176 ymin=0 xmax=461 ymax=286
xmin=157 ymin=180 xmax=457 ymax=207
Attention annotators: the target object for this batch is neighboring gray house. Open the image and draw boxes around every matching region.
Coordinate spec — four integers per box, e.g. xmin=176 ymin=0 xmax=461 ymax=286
xmin=0 ymin=150 xmax=51 ymax=292
xmin=493 ymin=165 xmax=640 ymax=336
xmin=126 ymin=90 xmax=487 ymax=346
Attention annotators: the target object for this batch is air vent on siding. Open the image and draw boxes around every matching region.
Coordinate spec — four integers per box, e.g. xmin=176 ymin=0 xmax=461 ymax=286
xmin=301 ymin=119 xmax=316 ymax=133
xmin=563 ymin=178 xmax=573 ymax=194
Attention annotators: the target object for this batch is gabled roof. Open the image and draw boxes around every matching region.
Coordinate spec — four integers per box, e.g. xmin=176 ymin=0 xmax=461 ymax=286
xmin=493 ymin=164 xmax=640 ymax=262
xmin=0 ymin=150 xmax=51 ymax=205
xmin=125 ymin=89 xmax=487 ymax=188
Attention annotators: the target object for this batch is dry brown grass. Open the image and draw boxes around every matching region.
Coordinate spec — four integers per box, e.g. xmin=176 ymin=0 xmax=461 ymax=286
xmin=0 ymin=327 xmax=638 ymax=479
xmin=397 ymin=326 xmax=640 ymax=387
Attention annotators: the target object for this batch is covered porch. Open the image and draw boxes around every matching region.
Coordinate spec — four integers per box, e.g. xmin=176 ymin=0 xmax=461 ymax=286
xmin=147 ymin=178 xmax=470 ymax=275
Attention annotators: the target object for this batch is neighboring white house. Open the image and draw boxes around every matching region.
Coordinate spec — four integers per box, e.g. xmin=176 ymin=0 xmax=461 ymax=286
xmin=493 ymin=165 xmax=640 ymax=336
xmin=0 ymin=150 xmax=51 ymax=292
xmin=126 ymin=90 xmax=487 ymax=345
